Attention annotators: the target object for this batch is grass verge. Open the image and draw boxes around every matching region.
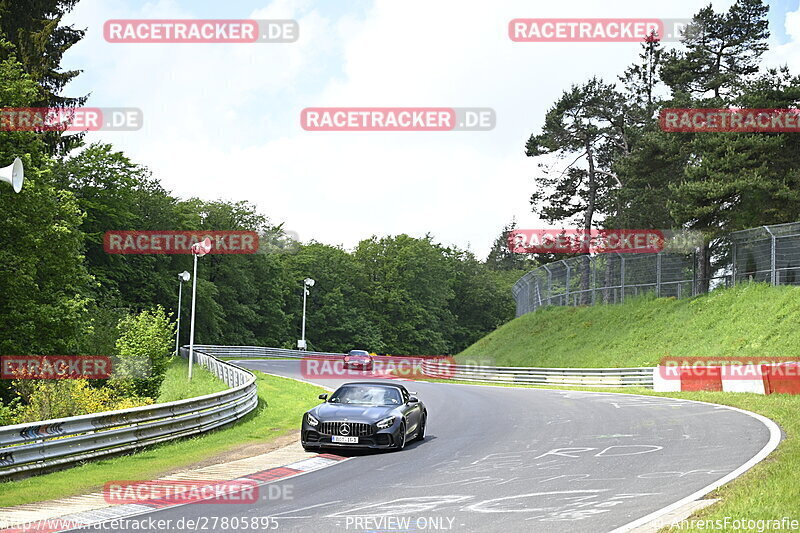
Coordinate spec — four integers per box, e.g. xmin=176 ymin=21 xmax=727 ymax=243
xmin=156 ymin=357 xmax=229 ymax=402
xmin=459 ymin=283 xmax=800 ymax=368
xmin=0 ymin=361 xmax=324 ymax=507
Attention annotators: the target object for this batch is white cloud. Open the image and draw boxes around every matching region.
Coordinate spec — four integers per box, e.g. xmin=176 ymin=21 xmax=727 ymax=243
xmin=63 ymin=0 xmax=743 ymax=257
xmin=764 ymin=4 xmax=800 ymax=71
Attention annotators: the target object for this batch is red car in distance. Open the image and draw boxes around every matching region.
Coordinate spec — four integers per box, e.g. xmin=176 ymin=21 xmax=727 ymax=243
xmin=343 ymin=349 xmax=374 ymax=371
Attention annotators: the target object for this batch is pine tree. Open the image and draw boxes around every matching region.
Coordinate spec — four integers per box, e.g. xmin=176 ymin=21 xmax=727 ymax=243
xmin=0 ymin=0 xmax=87 ymax=154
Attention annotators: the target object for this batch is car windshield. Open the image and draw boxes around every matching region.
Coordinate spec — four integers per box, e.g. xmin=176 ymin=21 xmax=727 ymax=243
xmin=348 ymin=350 xmax=369 ymax=356
xmin=328 ymin=386 xmax=402 ymax=406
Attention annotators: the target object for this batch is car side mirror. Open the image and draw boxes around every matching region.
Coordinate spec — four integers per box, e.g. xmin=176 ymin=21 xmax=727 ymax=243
xmin=318 ymin=394 xmax=328 ymax=401
xmin=408 ymin=396 xmax=419 ymax=403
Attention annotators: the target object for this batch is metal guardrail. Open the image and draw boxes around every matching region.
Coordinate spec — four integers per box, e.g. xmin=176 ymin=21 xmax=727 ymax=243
xmin=192 ymin=345 xmax=345 ymax=359
xmin=0 ymin=347 xmax=257 ymax=479
xmin=198 ymin=345 xmax=654 ymax=389
xmin=421 ymin=360 xmax=654 ymax=388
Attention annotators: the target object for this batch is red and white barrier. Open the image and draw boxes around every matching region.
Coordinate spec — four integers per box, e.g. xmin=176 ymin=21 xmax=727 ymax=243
xmin=653 ymin=363 xmax=800 ymax=395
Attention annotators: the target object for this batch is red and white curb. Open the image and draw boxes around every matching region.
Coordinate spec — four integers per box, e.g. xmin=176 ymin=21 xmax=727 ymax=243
xmin=653 ymin=363 xmax=800 ymax=395
xmin=0 ymin=454 xmax=349 ymax=533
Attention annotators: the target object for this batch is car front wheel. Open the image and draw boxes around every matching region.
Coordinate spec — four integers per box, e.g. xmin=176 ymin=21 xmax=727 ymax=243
xmin=395 ymin=421 xmax=406 ymax=451
xmin=414 ymin=414 xmax=426 ymax=442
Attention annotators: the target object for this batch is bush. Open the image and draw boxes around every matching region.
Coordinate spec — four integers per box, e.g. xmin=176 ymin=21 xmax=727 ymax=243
xmin=0 ymin=399 xmax=20 ymax=425
xmin=12 ymin=379 xmax=153 ymax=423
xmin=111 ymin=306 xmax=174 ymax=399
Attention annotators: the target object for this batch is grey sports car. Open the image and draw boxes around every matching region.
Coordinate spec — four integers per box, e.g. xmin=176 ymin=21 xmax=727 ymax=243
xmin=301 ymin=382 xmax=426 ymax=451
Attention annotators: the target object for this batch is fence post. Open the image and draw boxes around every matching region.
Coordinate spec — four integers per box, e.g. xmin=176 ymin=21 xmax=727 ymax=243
xmin=535 ymin=280 xmax=542 ymax=308
xmin=619 ymin=253 xmax=625 ymax=303
xmin=731 ymin=240 xmax=737 ymax=286
xmin=656 ymin=252 xmax=662 ymax=297
xmin=591 ymin=256 xmax=597 ymax=304
xmin=564 ymin=260 xmax=571 ymax=306
xmin=543 ymin=265 xmax=552 ymax=306
xmin=764 ymin=225 xmax=776 ymax=285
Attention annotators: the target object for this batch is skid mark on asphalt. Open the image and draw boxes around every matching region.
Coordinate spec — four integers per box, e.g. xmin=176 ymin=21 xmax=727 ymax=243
xmin=270 ymin=501 xmax=343 ymax=519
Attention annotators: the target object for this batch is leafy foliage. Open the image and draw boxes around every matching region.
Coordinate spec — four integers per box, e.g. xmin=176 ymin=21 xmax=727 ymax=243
xmin=112 ymin=307 xmax=174 ymax=399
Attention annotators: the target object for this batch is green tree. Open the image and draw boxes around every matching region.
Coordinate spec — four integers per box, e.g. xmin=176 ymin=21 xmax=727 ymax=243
xmin=0 ymin=0 xmax=87 ymax=153
xmin=660 ymin=0 xmax=769 ymax=100
xmin=0 ymin=50 xmax=92 ymax=359
xmin=486 ymin=218 xmax=536 ymax=272
xmin=449 ymin=250 xmax=517 ymax=352
xmin=355 ymin=235 xmax=455 ymax=354
xmin=112 ymin=306 xmax=174 ymax=399
xmin=658 ymin=0 xmax=772 ymax=291
xmin=526 ymin=78 xmax=629 ymax=301
xmin=52 ymin=143 xmax=185 ymax=309
xmin=283 ymin=242 xmax=379 ymax=352
xmin=189 ymin=199 xmax=291 ymax=347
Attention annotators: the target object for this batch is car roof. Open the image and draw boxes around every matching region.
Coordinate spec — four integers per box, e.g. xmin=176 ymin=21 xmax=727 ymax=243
xmin=336 ymin=381 xmax=408 ymax=393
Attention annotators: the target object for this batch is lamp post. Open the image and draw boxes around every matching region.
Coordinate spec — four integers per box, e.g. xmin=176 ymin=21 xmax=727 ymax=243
xmin=298 ymin=278 xmax=315 ymax=350
xmin=175 ymin=271 xmax=190 ymax=357
xmin=188 ymin=238 xmax=212 ymax=380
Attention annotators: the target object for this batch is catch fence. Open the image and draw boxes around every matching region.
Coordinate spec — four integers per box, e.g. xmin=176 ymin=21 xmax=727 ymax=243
xmin=512 ymin=222 xmax=800 ymax=316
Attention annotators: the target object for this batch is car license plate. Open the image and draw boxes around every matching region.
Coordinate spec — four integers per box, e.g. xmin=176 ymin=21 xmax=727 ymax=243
xmin=332 ymin=435 xmax=358 ymax=444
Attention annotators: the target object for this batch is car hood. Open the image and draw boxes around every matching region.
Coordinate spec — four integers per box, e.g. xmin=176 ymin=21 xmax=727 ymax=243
xmin=312 ymin=403 xmax=395 ymax=421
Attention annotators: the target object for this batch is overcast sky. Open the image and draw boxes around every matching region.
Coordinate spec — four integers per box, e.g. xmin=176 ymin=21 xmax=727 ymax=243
xmin=60 ymin=0 xmax=800 ymax=258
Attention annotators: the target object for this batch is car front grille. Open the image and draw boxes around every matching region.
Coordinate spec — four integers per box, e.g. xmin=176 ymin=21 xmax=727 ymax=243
xmin=319 ymin=421 xmax=373 ymax=437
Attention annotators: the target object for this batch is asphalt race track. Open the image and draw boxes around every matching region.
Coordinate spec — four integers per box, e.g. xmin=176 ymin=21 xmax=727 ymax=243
xmin=69 ymin=359 xmax=775 ymax=533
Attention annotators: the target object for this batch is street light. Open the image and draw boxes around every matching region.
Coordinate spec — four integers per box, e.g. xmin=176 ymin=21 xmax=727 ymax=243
xmin=188 ymin=238 xmax=212 ymax=380
xmin=298 ymin=278 xmax=315 ymax=350
xmin=175 ymin=271 xmax=190 ymax=357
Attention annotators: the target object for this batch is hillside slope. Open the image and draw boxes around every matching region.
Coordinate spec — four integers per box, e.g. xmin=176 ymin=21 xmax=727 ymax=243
xmin=457 ymin=283 xmax=800 ymax=368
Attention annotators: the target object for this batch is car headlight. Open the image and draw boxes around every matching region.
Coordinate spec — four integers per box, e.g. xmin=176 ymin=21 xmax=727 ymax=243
xmin=377 ymin=416 xmax=395 ymax=429
xmin=306 ymin=413 xmax=319 ymax=426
